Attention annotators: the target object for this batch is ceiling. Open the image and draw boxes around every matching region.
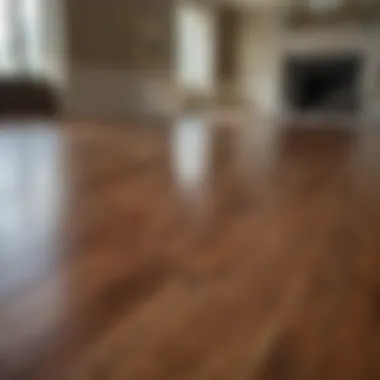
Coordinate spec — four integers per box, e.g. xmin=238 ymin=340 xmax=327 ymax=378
xmin=207 ymin=0 xmax=376 ymax=12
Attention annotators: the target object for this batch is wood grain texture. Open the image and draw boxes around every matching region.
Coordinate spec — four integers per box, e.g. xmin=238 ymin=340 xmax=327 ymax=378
xmin=0 ymin=119 xmax=380 ymax=380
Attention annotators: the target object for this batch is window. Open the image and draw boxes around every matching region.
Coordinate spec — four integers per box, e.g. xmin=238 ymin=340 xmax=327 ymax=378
xmin=176 ymin=3 xmax=216 ymax=94
xmin=0 ymin=0 xmax=43 ymax=75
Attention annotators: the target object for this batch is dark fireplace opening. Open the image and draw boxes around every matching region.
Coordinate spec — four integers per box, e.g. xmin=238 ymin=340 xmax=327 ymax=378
xmin=284 ymin=54 xmax=362 ymax=113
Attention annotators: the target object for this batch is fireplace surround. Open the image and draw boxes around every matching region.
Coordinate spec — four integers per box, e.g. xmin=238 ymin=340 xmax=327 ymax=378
xmin=283 ymin=54 xmax=363 ymax=114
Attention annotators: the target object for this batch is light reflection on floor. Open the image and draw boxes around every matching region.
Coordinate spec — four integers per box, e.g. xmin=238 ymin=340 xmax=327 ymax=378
xmin=171 ymin=113 xmax=281 ymax=201
xmin=171 ymin=116 xmax=213 ymax=200
xmin=0 ymin=122 xmax=69 ymax=370
xmin=0 ymin=124 xmax=67 ymax=296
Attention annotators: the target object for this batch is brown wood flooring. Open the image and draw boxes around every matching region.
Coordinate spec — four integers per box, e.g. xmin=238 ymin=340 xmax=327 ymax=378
xmin=1 ymin=119 xmax=380 ymax=379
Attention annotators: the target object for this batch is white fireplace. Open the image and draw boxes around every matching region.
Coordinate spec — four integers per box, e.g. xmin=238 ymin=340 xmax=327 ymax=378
xmin=236 ymin=13 xmax=380 ymax=122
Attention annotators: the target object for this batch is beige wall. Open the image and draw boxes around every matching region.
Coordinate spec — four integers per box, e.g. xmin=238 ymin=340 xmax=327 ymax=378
xmin=237 ymin=12 xmax=282 ymax=114
xmin=66 ymin=0 xmax=172 ymax=72
xmin=217 ymin=7 xmax=239 ymax=83
xmin=65 ymin=0 xmax=174 ymax=120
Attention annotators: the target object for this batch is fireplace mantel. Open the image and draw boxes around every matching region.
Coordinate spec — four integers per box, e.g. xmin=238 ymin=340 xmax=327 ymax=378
xmin=237 ymin=13 xmax=380 ymax=122
xmin=278 ymin=28 xmax=380 ymax=119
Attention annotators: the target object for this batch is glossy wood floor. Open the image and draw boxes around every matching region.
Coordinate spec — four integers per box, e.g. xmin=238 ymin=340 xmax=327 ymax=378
xmin=1 ymin=118 xmax=380 ymax=379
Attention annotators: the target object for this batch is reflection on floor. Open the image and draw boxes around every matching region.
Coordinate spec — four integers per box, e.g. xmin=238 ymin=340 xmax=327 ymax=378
xmin=1 ymin=118 xmax=380 ymax=379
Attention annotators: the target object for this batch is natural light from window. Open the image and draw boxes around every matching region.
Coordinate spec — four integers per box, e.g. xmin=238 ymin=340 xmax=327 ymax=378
xmin=0 ymin=0 xmax=43 ymax=75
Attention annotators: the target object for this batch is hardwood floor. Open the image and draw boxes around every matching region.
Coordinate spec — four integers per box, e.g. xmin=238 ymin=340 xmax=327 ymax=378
xmin=1 ymin=118 xmax=380 ymax=379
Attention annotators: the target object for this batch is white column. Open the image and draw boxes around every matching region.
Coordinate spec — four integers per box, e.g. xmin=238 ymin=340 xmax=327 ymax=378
xmin=175 ymin=2 xmax=217 ymax=96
